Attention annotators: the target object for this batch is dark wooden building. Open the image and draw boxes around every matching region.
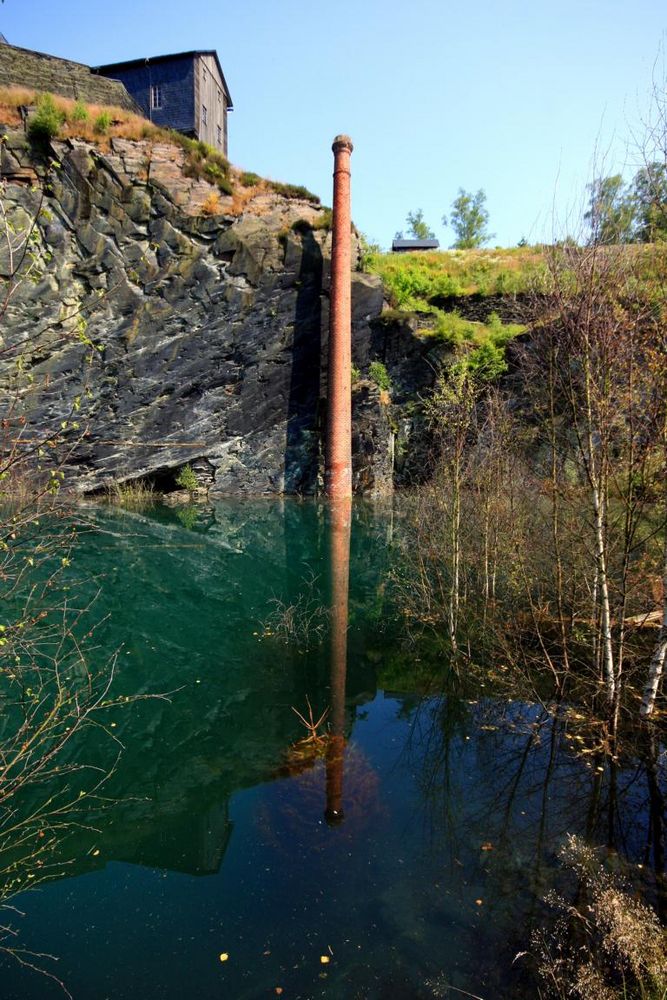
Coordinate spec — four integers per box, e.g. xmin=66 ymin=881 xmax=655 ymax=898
xmin=391 ymin=238 xmax=440 ymax=253
xmin=96 ymin=51 xmax=233 ymax=157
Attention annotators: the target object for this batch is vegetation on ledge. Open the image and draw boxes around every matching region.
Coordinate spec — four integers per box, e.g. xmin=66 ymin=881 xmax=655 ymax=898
xmin=365 ymin=243 xmax=667 ymax=375
xmin=364 ymin=247 xmax=546 ymax=306
xmin=0 ymin=86 xmax=321 ymax=207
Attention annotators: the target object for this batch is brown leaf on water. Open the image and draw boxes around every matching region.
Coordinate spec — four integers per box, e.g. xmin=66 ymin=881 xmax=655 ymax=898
xmin=481 ymin=842 xmax=494 ymax=852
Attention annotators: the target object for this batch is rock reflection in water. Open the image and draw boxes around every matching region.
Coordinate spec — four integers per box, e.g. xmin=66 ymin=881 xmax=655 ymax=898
xmin=0 ymin=500 xmax=664 ymax=1000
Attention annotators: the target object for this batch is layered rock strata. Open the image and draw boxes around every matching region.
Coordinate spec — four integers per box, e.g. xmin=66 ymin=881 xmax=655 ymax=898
xmin=1 ymin=131 xmax=436 ymax=496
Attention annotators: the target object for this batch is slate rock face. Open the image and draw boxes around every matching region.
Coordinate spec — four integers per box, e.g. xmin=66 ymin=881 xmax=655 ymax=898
xmin=0 ymin=130 xmax=430 ymax=496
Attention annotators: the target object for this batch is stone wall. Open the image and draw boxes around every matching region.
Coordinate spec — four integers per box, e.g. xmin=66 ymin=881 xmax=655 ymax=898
xmin=0 ymin=42 xmax=140 ymax=112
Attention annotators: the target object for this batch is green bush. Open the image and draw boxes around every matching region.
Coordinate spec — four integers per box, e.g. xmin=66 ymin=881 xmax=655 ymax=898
xmin=71 ymin=100 xmax=89 ymax=123
xmin=433 ymin=309 xmax=477 ymax=345
xmin=93 ymin=111 xmax=112 ymax=135
xmin=369 ymin=361 xmax=392 ymax=392
xmin=175 ymin=464 xmax=198 ymax=493
xmin=178 ymin=137 xmax=232 ymax=193
xmin=269 ymin=181 xmax=320 ymax=205
xmin=240 ymin=171 xmax=261 ymax=187
xmin=466 ymin=339 xmax=508 ymax=379
xmin=27 ymin=93 xmax=65 ymax=142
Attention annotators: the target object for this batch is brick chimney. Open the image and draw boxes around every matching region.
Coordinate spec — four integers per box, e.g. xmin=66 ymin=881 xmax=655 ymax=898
xmin=325 ymin=134 xmax=353 ymax=500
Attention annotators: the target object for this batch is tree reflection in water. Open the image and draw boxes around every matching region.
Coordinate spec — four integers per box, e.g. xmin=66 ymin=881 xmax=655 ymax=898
xmin=398 ymin=677 xmax=667 ymax=990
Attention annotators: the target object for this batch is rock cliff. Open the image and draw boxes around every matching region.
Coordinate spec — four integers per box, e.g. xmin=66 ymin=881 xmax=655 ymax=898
xmin=1 ymin=130 xmax=436 ymax=496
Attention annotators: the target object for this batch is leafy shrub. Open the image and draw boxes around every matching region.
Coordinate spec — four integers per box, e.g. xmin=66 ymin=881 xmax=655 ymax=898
xmin=27 ymin=93 xmax=65 ymax=142
xmin=175 ymin=464 xmax=198 ymax=493
xmin=179 ymin=137 xmax=232 ymax=193
xmin=466 ymin=339 xmax=507 ymax=379
xmin=204 ymin=160 xmax=229 ymax=183
xmin=70 ymin=100 xmax=89 ymax=123
xmin=240 ymin=171 xmax=261 ymax=187
xmin=433 ymin=309 xmax=477 ymax=344
xmin=93 ymin=111 xmax=112 ymax=135
xmin=369 ymin=361 xmax=392 ymax=391
xmin=422 ymin=307 xmax=524 ymax=378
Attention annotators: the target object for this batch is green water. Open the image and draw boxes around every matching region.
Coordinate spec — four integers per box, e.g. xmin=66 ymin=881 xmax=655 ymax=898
xmin=1 ymin=501 xmax=664 ymax=999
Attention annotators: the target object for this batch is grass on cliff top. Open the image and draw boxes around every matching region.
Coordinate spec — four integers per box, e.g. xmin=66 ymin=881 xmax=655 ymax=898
xmin=366 ymin=243 xmax=667 ymax=378
xmin=364 ymin=243 xmax=667 ymax=310
xmin=0 ymin=87 xmax=321 ymax=206
xmin=364 ymin=247 xmax=546 ymax=309
xmin=363 ymin=247 xmax=539 ymax=377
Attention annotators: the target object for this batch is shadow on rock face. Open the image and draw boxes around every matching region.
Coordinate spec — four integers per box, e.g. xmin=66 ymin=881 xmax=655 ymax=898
xmin=284 ymin=228 xmax=323 ymax=493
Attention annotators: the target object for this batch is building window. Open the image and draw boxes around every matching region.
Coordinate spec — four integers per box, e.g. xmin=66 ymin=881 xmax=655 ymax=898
xmin=217 ymin=124 xmax=222 ymax=147
xmin=150 ymin=84 xmax=162 ymax=110
xmin=202 ymin=104 xmax=208 ymax=125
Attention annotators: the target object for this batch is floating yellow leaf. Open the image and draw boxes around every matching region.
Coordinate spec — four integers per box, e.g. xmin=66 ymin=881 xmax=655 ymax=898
xmin=320 ymin=955 xmax=330 ymax=964
xmin=219 ymin=953 xmax=229 ymax=962
xmin=475 ymin=899 xmax=483 ymax=906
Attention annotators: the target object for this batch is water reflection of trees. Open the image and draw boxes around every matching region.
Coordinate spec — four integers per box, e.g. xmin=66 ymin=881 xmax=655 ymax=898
xmin=399 ymin=676 xmax=667 ymax=992
xmin=2 ymin=497 xmax=662 ymax=997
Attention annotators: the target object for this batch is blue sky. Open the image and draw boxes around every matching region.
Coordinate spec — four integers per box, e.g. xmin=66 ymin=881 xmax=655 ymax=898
xmin=2 ymin=0 xmax=665 ymax=247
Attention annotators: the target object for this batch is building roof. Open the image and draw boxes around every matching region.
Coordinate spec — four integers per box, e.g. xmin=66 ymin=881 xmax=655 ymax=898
xmin=95 ymin=51 xmax=233 ymax=109
xmin=391 ymin=238 xmax=440 ymax=252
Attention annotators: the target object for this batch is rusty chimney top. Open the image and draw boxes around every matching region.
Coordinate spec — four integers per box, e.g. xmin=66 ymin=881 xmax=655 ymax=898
xmin=332 ymin=134 xmax=354 ymax=154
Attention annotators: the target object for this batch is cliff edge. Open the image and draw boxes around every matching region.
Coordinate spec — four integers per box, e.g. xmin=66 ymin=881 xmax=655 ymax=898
xmin=0 ymin=129 xmax=422 ymax=496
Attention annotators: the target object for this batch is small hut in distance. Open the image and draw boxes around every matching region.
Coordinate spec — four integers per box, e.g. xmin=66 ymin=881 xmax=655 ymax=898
xmin=391 ymin=238 xmax=440 ymax=253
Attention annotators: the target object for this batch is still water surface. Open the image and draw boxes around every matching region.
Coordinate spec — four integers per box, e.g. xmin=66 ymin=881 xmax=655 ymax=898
xmin=3 ymin=501 xmax=664 ymax=999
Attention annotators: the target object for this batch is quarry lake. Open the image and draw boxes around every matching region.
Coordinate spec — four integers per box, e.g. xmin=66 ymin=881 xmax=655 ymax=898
xmin=2 ymin=500 xmax=664 ymax=1000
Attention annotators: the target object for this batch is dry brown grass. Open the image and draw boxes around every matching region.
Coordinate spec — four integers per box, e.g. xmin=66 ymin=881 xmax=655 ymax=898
xmin=229 ymin=173 xmax=266 ymax=215
xmin=0 ymin=86 xmax=321 ymax=219
xmin=0 ymin=85 xmax=160 ymax=148
xmin=200 ymin=190 xmax=222 ymax=216
xmin=534 ymin=835 xmax=667 ymax=999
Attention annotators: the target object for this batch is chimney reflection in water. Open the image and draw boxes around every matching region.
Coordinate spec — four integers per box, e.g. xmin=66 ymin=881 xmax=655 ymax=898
xmin=324 ymin=497 xmax=351 ymax=826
